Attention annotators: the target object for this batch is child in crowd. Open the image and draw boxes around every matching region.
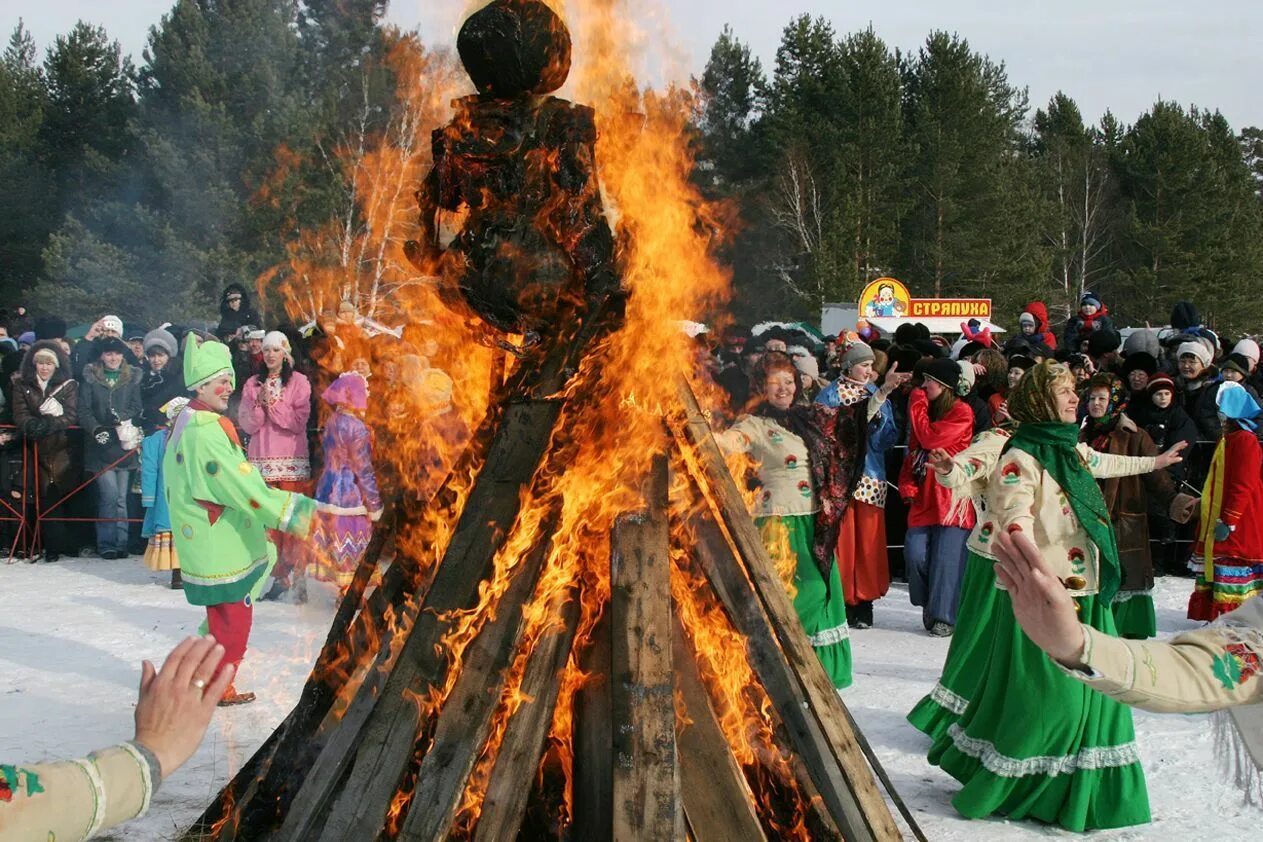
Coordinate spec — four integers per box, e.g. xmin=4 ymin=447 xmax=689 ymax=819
xmin=306 ymin=373 xmax=383 ymax=592
xmin=140 ymin=397 xmax=188 ymax=589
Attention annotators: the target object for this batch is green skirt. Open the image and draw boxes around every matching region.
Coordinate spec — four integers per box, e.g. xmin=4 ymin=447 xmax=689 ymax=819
xmin=756 ymin=515 xmax=852 ymax=689
xmin=927 ymin=591 xmax=1150 ymax=831
xmin=1111 ymin=590 xmax=1156 ymax=640
xmin=908 ymin=550 xmax=1001 ymax=741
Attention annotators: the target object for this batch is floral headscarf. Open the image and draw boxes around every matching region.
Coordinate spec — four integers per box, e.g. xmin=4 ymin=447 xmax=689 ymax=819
xmin=1081 ymin=373 xmax=1129 ymax=450
xmin=1006 ymin=360 xmax=1074 ymax=424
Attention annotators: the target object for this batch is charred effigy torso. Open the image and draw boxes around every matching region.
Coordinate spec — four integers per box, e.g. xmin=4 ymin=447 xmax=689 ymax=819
xmin=408 ymin=0 xmax=619 ymax=337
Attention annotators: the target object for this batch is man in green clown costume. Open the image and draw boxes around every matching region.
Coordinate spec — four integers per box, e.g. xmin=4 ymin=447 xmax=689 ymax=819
xmin=166 ymin=334 xmax=319 ymax=705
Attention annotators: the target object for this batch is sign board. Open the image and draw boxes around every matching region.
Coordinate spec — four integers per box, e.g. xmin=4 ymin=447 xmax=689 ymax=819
xmin=856 ymin=278 xmax=1000 ymax=336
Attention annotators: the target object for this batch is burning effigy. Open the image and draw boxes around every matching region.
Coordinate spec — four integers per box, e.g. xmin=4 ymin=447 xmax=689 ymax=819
xmin=185 ymin=2 xmax=905 ymax=840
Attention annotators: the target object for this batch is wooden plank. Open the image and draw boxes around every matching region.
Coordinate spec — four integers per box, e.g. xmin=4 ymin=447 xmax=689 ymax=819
xmin=672 ymin=617 xmax=767 ymax=842
xmin=391 ymin=521 xmax=559 ymax=841
xmin=673 ymin=379 xmax=900 ymax=842
xmin=274 ymin=399 xmax=566 ymax=842
xmin=472 ymin=591 xmax=581 ymax=841
xmin=610 ymin=456 xmax=682 ymax=841
xmin=570 ymin=608 xmax=612 ymax=840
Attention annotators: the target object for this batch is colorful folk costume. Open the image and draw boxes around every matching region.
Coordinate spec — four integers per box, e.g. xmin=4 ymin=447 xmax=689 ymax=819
xmin=165 ymin=335 xmax=317 ymax=705
xmin=816 ymin=346 xmax=898 ymax=628
xmin=716 ymin=397 xmax=853 ymax=689
xmin=1081 ymin=374 xmax=1177 ymax=639
xmin=140 ymin=397 xmax=189 ymax=588
xmin=306 ymin=374 xmax=383 ymax=589
xmin=907 ymin=426 xmax=1013 ymax=740
xmin=927 ymin=361 xmax=1157 ymax=832
xmin=1189 ymin=384 xmax=1263 ymax=621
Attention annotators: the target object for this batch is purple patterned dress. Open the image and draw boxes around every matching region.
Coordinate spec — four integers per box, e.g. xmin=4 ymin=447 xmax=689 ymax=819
xmin=308 ymin=410 xmax=382 ymax=587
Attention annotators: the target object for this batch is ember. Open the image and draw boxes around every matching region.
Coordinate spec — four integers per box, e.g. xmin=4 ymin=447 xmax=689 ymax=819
xmin=184 ymin=2 xmax=905 ymax=840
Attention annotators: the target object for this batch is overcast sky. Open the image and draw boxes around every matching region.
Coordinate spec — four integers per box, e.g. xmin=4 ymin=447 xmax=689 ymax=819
xmin=8 ymin=0 xmax=1261 ymax=129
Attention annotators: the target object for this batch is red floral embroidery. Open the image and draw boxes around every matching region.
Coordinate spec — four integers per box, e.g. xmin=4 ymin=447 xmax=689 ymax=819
xmin=1227 ymin=643 xmax=1262 ymax=683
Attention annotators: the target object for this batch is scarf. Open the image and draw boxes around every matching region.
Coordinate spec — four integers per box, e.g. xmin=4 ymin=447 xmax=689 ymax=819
xmin=808 ymin=385 xmax=869 ymax=584
xmin=1007 ymin=421 xmax=1121 ymax=602
xmin=1081 ymin=375 xmax=1128 ymax=451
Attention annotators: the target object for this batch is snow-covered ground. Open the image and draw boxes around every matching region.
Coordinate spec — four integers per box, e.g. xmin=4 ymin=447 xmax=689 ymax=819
xmin=1 ymin=558 xmax=1256 ymax=840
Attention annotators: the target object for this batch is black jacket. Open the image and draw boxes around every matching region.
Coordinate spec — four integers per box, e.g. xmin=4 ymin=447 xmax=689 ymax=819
xmin=77 ymin=363 xmax=143 ymax=472
xmin=139 ymin=360 xmax=187 ymax=435
xmin=1138 ymin=403 xmax=1199 ymax=486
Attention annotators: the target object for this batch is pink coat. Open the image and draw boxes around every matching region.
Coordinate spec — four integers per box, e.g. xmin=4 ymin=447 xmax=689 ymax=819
xmin=238 ymin=371 xmax=312 ymax=483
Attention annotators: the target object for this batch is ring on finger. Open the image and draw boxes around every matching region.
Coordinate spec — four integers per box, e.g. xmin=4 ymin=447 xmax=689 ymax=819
xmin=193 ymin=678 xmax=207 ymax=690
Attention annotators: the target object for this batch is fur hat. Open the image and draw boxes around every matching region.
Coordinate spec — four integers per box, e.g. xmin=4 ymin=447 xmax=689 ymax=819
xmin=34 ymin=316 xmax=67 ymax=340
xmin=262 ymin=330 xmax=294 ymax=364
xmin=1121 ymin=352 xmax=1157 ymax=377
xmin=95 ymin=336 xmax=129 ymax=357
xmin=143 ymin=328 xmax=178 ymax=358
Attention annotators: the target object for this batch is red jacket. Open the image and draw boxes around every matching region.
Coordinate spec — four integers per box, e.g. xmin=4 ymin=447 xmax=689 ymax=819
xmin=898 ymin=388 xmax=977 ymax=529
xmin=1206 ymin=428 xmax=1263 ymax=561
xmin=1023 ymin=301 xmax=1059 ymax=350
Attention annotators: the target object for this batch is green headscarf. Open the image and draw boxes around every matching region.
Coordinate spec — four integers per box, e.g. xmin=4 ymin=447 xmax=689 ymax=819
xmin=1004 ymin=361 xmax=1121 ymax=601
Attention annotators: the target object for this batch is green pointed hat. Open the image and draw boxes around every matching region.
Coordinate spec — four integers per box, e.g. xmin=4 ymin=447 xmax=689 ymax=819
xmin=183 ymin=332 xmax=235 ymax=391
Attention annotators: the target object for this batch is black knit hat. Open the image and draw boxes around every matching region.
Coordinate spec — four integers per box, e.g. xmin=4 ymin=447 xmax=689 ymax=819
xmin=922 ymin=357 xmax=961 ymax=392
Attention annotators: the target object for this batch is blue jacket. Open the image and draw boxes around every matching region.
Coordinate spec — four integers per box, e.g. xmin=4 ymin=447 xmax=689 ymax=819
xmin=140 ymin=429 xmax=171 ymax=537
xmin=817 ymin=379 xmax=899 ymax=505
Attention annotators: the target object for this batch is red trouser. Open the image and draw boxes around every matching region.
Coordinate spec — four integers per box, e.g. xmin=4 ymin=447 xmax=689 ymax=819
xmin=206 ymin=600 xmax=253 ymax=675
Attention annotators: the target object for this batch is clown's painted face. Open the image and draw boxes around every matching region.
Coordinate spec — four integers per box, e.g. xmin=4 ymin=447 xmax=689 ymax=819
xmin=196 ymin=374 xmax=235 ymax=413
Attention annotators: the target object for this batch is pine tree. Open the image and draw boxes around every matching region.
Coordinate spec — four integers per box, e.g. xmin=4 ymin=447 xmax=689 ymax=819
xmin=0 ymin=21 xmax=54 ymax=296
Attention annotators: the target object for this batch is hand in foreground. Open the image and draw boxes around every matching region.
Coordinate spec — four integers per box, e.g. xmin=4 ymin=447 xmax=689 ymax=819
xmin=927 ymin=448 xmax=954 ymax=475
xmin=1169 ymin=493 xmax=1198 ymax=525
xmin=133 ymin=636 xmax=234 ymax=778
xmin=882 ymin=362 xmax=911 ymax=393
xmin=1154 ymin=440 xmax=1187 ymax=471
xmin=992 ymin=528 xmax=1087 ymax=668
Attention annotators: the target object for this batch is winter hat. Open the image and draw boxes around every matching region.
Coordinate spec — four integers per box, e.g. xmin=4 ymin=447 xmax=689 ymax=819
xmin=1170 ymin=300 xmax=1202 ymax=332
xmin=1147 ymin=373 xmax=1175 ymax=397
xmin=1121 ymin=352 xmax=1157 ymax=377
xmin=17 ymin=331 xmax=34 ymax=346
xmin=1087 ymin=328 xmax=1122 ymax=357
xmin=1177 ymin=341 xmax=1212 ymax=369
xmin=1232 ymin=338 xmax=1260 ymax=366
xmin=161 ymin=397 xmax=190 ymax=421
xmin=99 ymin=315 xmax=124 ymax=335
xmin=262 ymin=330 xmax=294 ymax=364
xmin=1018 ymin=312 xmax=1036 ymax=328
xmin=791 ymin=350 xmax=820 ymax=381
xmin=840 ymin=342 xmax=875 ymax=373
xmin=0 ymin=338 xmax=18 ymax=354
xmin=1123 ymin=328 xmax=1161 ymax=358
xmin=323 ymin=372 xmax=369 ymax=411
xmin=887 ymin=345 xmax=922 ymax=374
xmin=182 ymin=333 xmax=235 ymax=391
xmin=1222 ymin=353 xmax=1252 ymax=379
xmin=956 ymin=360 xmax=976 ymax=397
xmin=893 ymin=322 xmax=927 ymax=346
xmin=34 ymin=316 xmax=67 ymax=340
xmin=1007 ymin=353 xmax=1036 ymax=373
xmin=143 ymin=327 xmax=178 ymax=358
xmin=95 ymin=336 xmax=129 ymax=357
xmin=922 ymin=358 xmax=961 ymax=393
xmin=1079 ymin=292 xmax=1102 ymax=310
xmin=32 ymin=347 xmax=59 ymax=368
xmin=1217 ymin=382 xmax=1262 ymax=430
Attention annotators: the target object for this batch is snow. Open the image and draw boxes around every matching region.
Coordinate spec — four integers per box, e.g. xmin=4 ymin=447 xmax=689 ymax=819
xmin=1 ymin=559 xmax=1257 ymax=840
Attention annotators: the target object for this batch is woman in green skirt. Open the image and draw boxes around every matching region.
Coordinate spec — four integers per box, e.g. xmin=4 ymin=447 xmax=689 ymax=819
xmin=715 ymin=350 xmax=857 ymax=688
xmin=926 ymin=361 xmax=1186 ymax=831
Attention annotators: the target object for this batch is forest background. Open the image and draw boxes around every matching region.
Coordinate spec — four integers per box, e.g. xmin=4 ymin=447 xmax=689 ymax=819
xmin=2 ymin=2 xmax=1261 ymax=332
